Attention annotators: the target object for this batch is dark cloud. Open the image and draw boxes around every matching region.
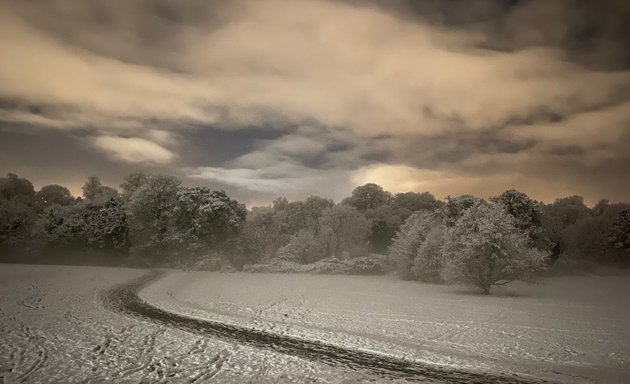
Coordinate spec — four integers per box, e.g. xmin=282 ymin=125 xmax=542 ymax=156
xmin=179 ymin=126 xmax=288 ymax=167
xmin=546 ymin=145 xmax=585 ymax=157
xmin=366 ymin=0 xmax=630 ymax=69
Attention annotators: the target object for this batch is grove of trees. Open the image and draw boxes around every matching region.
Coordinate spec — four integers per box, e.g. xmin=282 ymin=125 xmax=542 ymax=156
xmin=1 ymin=172 xmax=628 ymax=292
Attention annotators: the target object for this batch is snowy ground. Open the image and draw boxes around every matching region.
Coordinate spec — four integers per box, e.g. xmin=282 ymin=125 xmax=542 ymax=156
xmin=0 ymin=264 xmax=404 ymax=383
xmin=142 ymin=271 xmax=630 ymax=384
xmin=1 ymin=264 xmax=628 ymax=383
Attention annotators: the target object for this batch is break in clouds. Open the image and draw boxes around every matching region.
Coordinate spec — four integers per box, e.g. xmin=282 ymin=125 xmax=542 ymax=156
xmin=1 ymin=0 xmax=629 ymax=205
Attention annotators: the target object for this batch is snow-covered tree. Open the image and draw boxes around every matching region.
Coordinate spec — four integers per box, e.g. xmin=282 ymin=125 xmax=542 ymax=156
xmin=414 ymin=225 xmax=446 ymax=282
xmin=276 ymin=229 xmax=321 ymax=264
xmin=82 ymin=176 xmax=120 ymax=203
xmin=120 ymin=171 xmax=150 ymax=201
xmin=391 ymin=191 xmax=442 ymax=213
xmin=238 ymin=206 xmax=287 ymax=266
xmin=170 ymin=187 xmax=246 ymax=258
xmin=439 ymin=195 xmax=483 ymax=227
xmin=342 ymin=183 xmax=391 ymax=212
xmin=491 ymin=189 xmax=551 ymax=250
xmin=34 ymin=198 xmax=128 ymax=252
xmin=441 ymin=201 xmax=548 ymax=294
xmin=388 ymin=211 xmax=438 ymax=279
xmin=127 ymin=175 xmax=180 ymax=261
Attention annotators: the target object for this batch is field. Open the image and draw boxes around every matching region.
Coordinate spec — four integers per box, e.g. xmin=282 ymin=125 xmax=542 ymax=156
xmin=1 ymin=264 xmax=629 ymax=383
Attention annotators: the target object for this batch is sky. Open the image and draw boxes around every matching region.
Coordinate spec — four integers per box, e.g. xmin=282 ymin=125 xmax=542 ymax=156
xmin=1 ymin=0 xmax=629 ymax=206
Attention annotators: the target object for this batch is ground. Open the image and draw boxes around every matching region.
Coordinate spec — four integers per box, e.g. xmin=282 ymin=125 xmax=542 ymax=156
xmin=1 ymin=264 xmax=629 ymax=383
xmin=0 ymin=265 xmax=384 ymax=383
xmin=144 ymin=271 xmax=630 ymax=383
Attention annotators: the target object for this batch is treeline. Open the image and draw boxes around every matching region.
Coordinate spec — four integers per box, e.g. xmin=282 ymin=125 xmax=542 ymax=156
xmin=0 ymin=172 xmax=245 ymax=267
xmin=389 ymin=191 xmax=630 ymax=293
xmin=1 ymin=173 xmax=628 ymax=281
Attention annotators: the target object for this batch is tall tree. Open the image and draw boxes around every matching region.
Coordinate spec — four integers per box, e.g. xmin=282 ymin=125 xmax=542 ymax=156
xmin=82 ymin=176 xmax=119 ymax=203
xmin=120 ymin=171 xmax=150 ymax=201
xmin=127 ymin=175 xmax=180 ymax=261
xmin=0 ymin=173 xmax=35 ymax=204
xmin=0 ymin=174 xmax=36 ymax=256
xmin=544 ymin=196 xmax=591 ymax=229
xmin=439 ymin=195 xmax=483 ymax=227
xmin=342 ymin=183 xmax=391 ymax=212
xmin=171 ymin=187 xmax=246 ymax=258
xmin=35 ymin=184 xmax=74 ymax=211
xmin=491 ymin=189 xmax=550 ymax=250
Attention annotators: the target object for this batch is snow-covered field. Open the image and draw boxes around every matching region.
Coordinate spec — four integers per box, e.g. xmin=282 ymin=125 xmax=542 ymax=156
xmin=1 ymin=264 xmax=629 ymax=383
xmin=143 ymin=271 xmax=630 ymax=384
xmin=0 ymin=264 xmax=390 ymax=383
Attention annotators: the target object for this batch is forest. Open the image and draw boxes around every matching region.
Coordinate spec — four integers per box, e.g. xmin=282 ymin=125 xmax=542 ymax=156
xmin=1 ymin=172 xmax=628 ymax=293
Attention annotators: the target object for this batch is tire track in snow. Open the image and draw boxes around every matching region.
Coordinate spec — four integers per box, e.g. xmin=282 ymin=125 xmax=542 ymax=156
xmin=13 ymin=324 xmax=48 ymax=383
xmin=102 ymin=270 xmax=553 ymax=384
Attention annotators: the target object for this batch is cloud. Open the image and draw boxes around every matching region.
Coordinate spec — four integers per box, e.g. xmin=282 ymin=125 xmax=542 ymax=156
xmin=92 ymin=136 xmax=175 ymax=164
xmin=351 ymin=163 xmax=519 ymax=200
xmin=1 ymin=0 xmax=629 ymax=205
xmin=3 ymin=0 xmax=628 ymax=138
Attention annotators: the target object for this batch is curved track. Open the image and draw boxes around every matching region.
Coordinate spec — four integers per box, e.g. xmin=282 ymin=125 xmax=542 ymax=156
xmin=102 ymin=270 xmax=551 ymax=384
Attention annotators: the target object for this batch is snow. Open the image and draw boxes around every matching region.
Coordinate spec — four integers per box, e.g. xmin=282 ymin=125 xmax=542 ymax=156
xmin=142 ymin=271 xmax=630 ymax=384
xmin=0 ymin=264 xmax=390 ymax=383
xmin=2 ymin=264 xmax=628 ymax=383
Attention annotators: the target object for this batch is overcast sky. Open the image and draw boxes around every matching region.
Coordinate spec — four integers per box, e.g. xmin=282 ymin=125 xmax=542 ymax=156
xmin=1 ymin=0 xmax=629 ymax=206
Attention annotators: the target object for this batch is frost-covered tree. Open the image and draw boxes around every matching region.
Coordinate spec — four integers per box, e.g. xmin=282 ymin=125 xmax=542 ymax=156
xmin=391 ymin=192 xmax=442 ymax=213
xmin=414 ymin=225 xmax=446 ymax=282
xmin=302 ymin=196 xmax=334 ymax=234
xmin=170 ymin=187 xmax=246 ymax=261
xmin=388 ymin=211 xmax=438 ymax=279
xmin=120 ymin=171 xmax=150 ymax=201
xmin=239 ymin=196 xmax=335 ymax=266
xmin=441 ymin=201 xmax=548 ymax=294
xmin=440 ymin=195 xmax=483 ymax=227
xmin=319 ymin=205 xmax=370 ymax=259
xmin=342 ymin=183 xmax=391 ymax=212
xmin=491 ymin=189 xmax=551 ymax=250
xmin=238 ymin=206 xmax=287 ymax=266
xmin=127 ymin=175 xmax=180 ymax=261
xmin=82 ymin=176 xmax=120 ymax=203
xmin=34 ymin=199 xmax=128 ymax=253
xmin=276 ymin=229 xmax=322 ymax=264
